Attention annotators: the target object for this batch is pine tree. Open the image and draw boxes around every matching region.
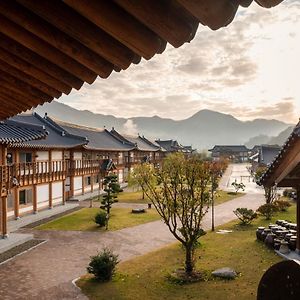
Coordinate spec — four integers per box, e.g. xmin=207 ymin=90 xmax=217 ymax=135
xmin=100 ymin=174 xmax=120 ymax=229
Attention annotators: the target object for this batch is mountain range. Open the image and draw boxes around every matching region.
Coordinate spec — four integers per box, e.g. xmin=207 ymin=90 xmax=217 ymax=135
xmin=35 ymin=101 xmax=293 ymax=150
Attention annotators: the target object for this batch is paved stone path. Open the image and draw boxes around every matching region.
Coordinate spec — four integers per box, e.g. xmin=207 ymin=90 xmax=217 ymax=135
xmin=0 ymin=164 xmax=264 ymax=300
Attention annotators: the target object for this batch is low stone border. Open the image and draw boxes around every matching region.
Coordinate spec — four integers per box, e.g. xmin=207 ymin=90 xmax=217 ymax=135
xmin=21 ymin=206 xmax=82 ymax=228
xmin=0 ymin=239 xmax=46 ymax=265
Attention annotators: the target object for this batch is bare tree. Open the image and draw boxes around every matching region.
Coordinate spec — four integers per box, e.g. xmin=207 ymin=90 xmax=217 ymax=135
xmin=132 ymin=153 xmax=212 ymax=275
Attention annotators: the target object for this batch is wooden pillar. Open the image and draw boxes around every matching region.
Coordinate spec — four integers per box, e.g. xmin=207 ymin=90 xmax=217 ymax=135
xmin=62 ymin=179 xmax=66 ymax=205
xmin=49 ymin=182 xmax=53 ymax=209
xmin=70 ymin=151 xmax=74 ymax=197
xmin=49 ymin=150 xmax=53 ymax=208
xmin=13 ymin=187 xmax=20 ymax=219
xmin=91 ymin=175 xmax=94 ymax=193
xmin=1 ymin=145 xmax=8 ymax=237
xmin=33 ymin=184 xmax=37 ymax=213
xmin=82 ymin=175 xmax=85 ymax=195
xmin=297 ymin=187 xmax=300 ymax=253
xmin=1 ymin=196 xmax=8 ymax=238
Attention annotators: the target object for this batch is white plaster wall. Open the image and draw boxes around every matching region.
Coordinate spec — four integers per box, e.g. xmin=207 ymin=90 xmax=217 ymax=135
xmin=52 ymin=151 xmax=63 ymax=160
xmin=74 ymin=176 xmax=82 ymax=195
xmin=37 ymin=184 xmax=49 ymax=204
xmin=74 ymin=152 xmax=83 ymax=169
xmin=52 ymin=181 xmax=63 ymax=203
xmin=7 ymin=211 xmax=14 ymax=217
xmin=36 ymin=151 xmax=49 ymax=173
xmin=36 ymin=151 xmax=48 ymax=161
xmin=19 ymin=205 xmax=33 ymax=214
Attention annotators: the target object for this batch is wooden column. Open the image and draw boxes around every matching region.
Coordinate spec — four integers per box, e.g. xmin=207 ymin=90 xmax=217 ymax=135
xmin=13 ymin=187 xmax=19 ymax=219
xmin=1 ymin=145 xmax=8 ymax=237
xmin=62 ymin=179 xmax=66 ymax=205
xmin=1 ymin=196 xmax=7 ymax=238
xmin=70 ymin=150 xmax=74 ymax=197
xmin=48 ymin=150 xmax=53 ymax=208
xmin=32 ymin=150 xmax=37 ymax=213
xmin=82 ymin=175 xmax=85 ymax=195
xmin=33 ymin=184 xmax=37 ymax=213
xmin=91 ymin=175 xmax=94 ymax=193
xmin=297 ymin=187 xmax=300 ymax=253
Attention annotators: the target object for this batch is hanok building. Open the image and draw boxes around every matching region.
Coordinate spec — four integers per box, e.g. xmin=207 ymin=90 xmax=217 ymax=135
xmin=249 ymin=144 xmax=282 ymax=173
xmin=259 ymin=123 xmax=300 ymax=254
xmin=209 ymin=145 xmax=250 ymax=162
xmin=0 ymin=111 xmax=178 ymax=236
xmin=155 ymin=139 xmax=194 ymax=155
xmin=0 ymin=119 xmax=47 ymax=237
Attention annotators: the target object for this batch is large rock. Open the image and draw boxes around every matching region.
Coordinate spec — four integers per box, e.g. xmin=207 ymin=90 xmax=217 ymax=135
xmin=212 ymin=267 xmax=237 ymax=279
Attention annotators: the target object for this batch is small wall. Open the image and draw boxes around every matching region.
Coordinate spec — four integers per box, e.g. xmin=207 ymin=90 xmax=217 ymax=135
xmin=74 ymin=176 xmax=83 ymax=196
xmin=37 ymin=183 xmax=49 ymax=209
xmin=52 ymin=181 xmax=63 ymax=205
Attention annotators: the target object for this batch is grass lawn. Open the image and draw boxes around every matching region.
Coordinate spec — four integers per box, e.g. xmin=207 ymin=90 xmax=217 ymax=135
xmin=97 ymin=190 xmax=244 ymax=205
xmin=215 ymin=190 xmax=244 ymax=205
xmin=77 ymin=205 xmax=296 ymax=300
xmin=37 ymin=207 xmax=160 ymax=232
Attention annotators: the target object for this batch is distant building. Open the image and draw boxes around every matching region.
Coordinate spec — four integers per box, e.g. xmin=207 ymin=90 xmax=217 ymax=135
xmin=155 ymin=139 xmax=195 ymax=156
xmin=249 ymin=144 xmax=281 ymax=172
xmin=208 ymin=145 xmax=250 ymax=162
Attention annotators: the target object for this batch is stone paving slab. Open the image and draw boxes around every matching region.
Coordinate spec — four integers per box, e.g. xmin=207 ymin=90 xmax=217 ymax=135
xmin=0 ymin=233 xmax=33 ymax=254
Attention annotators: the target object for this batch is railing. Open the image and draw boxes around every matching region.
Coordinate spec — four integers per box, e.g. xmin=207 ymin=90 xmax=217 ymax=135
xmin=0 ymin=157 xmax=164 ymax=195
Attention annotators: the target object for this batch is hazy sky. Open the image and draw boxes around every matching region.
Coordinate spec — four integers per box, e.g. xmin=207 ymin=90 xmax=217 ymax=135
xmin=59 ymin=0 xmax=299 ymax=123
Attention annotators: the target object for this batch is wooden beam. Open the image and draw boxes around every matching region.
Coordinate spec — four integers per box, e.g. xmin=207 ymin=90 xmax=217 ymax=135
xmin=114 ymin=0 xmax=198 ymax=48
xmin=0 ymin=46 xmax=71 ymax=94
xmin=63 ymin=0 xmax=164 ymax=59
xmin=0 ymin=69 xmax=53 ymax=102
xmin=49 ymin=150 xmax=53 ymax=209
xmin=0 ymin=14 xmax=97 ymax=83
xmin=0 ymin=90 xmax=37 ymax=111
xmin=255 ymin=0 xmax=284 ymax=8
xmin=17 ymin=0 xmax=136 ymax=69
xmin=176 ymin=0 xmax=239 ymax=30
xmin=0 ymin=33 xmax=83 ymax=90
xmin=275 ymin=152 xmax=300 ymax=186
xmin=0 ymin=1 xmax=113 ymax=78
xmin=0 ymin=59 xmax=62 ymax=98
xmin=266 ymin=140 xmax=300 ymax=187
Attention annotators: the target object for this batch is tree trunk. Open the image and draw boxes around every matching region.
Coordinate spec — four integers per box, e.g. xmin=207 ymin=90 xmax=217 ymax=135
xmin=185 ymin=245 xmax=194 ymax=274
xmin=142 ymin=190 xmax=145 ymax=200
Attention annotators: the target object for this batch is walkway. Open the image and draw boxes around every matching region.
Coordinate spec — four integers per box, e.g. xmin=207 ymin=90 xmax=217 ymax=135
xmin=0 ymin=167 xmax=264 ymax=299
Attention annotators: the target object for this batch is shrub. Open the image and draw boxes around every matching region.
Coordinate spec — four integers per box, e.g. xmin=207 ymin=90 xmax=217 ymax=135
xmin=94 ymin=210 xmax=107 ymax=227
xmin=283 ymin=188 xmax=296 ymax=198
xmin=231 ymin=182 xmax=245 ymax=194
xmin=233 ymin=208 xmax=257 ymax=225
xmin=274 ymin=199 xmax=291 ymax=212
xmin=87 ymin=248 xmax=119 ymax=281
xmin=257 ymin=203 xmax=278 ymax=220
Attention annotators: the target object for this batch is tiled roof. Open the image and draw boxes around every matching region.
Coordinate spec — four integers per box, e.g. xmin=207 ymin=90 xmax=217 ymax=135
xmin=209 ymin=145 xmax=249 ymax=152
xmin=59 ymin=123 xmax=135 ymax=151
xmin=0 ymin=119 xmax=47 ymax=144
xmin=9 ymin=113 xmax=87 ymax=149
xmin=110 ymin=129 xmax=160 ymax=152
xmin=155 ymin=139 xmax=184 ymax=152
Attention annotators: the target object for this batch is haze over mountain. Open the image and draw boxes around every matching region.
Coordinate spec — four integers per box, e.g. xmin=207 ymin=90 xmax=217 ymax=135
xmin=35 ymin=101 xmax=292 ymax=150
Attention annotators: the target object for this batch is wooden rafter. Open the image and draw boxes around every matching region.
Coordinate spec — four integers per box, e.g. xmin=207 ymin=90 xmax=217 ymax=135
xmin=0 ymin=0 xmax=285 ymax=120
